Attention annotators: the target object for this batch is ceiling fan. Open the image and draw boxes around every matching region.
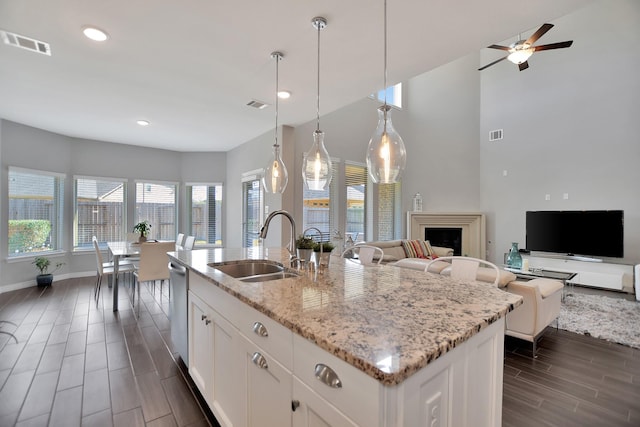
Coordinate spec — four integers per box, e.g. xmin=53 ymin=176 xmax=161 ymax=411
xmin=478 ymin=23 xmax=573 ymax=71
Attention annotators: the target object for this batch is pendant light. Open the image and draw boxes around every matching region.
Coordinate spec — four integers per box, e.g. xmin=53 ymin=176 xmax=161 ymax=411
xmin=302 ymin=17 xmax=333 ymax=191
xmin=366 ymin=0 xmax=406 ymax=184
xmin=262 ymin=52 xmax=289 ymax=194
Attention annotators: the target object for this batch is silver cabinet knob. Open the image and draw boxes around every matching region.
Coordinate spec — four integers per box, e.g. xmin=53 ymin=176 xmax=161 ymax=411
xmin=205 ymin=319 xmax=211 ymax=325
xmin=252 ymin=321 xmax=269 ymax=337
xmin=201 ymin=314 xmax=207 ymax=321
xmin=314 ymin=363 xmax=342 ymax=388
xmin=251 ymin=352 xmax=269 ymax=369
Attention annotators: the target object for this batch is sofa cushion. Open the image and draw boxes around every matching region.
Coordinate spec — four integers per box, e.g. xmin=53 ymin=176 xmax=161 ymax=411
xmin=528 ymin=278 xmax=564 ymax=298
xmin=382 ymin=246 xmax=407 ymax=261
xmin=392 ymin=258 xmax=449 ymax=273
xmin=476 ymin=268 xmax=517 ymax=288
xmin=401 ymin=240 xmax=431 ymax=259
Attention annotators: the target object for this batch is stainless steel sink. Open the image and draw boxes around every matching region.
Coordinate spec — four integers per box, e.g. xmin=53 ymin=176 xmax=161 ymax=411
xmin=210 ymin=260 xmax=299 ymax=282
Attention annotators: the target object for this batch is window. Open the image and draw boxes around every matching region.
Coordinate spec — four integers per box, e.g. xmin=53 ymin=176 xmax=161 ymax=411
xmin=187 ymin=183 xmax=223 ymax=246
xmin=345 ymin=164 xmax=367 ymax=243
xmin=74 ymin=176 xmax=126 ymax=250
xmin=302 ymin=161 xmax=338 ymax=242
xmin=8 ymin=167 xmax=64 ymax=257
xmin=377 ymin=182 xmax=401 ymax=240
xmin=136 ymin=181 xmax=177 ymax=241
xmin=242 ymin=177 xmax=263 ymax=248
xmin=372 ymin=83 xmax=402 ymax=109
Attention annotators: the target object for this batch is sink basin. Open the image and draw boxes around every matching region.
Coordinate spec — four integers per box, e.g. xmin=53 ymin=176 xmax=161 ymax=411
xmin=210 ymin=260 xmax=299 ymax=282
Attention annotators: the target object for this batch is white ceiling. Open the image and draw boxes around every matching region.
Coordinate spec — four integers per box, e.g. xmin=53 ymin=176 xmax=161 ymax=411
xmin=0 ymin=0 xmax=591 ymax=152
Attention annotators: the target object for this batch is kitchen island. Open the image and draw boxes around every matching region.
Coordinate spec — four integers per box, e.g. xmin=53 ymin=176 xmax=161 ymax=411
xmin=168 ymin=247 xmax=522 ymax=427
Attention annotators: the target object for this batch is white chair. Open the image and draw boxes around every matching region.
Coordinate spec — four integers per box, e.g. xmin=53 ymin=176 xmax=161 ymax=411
xmin=425 ymin=256 xmax=501 ymax=287
xmin=341 ymin=245 xmax=384 ymax=266
xmin=176 ymin=233 xmax=185 ymax=250
xmin=133 ymin=241 xmax=175 ymax=308
xmin=183 ymin=235 xmax=196 ymax=250
xmin=92 ymin=237 xmax=135 ymax=305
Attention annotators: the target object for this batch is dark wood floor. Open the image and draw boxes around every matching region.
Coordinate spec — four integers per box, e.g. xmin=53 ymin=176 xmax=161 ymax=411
xmin=503 ymin=308 xmax=640 ymax=426
xmin=1 ymin=277 xmax=638 ymax=427
xmin=0 ymin=276 xmax=209 ymax=427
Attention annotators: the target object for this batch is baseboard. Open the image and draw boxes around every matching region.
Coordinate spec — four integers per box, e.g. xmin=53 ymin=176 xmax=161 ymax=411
xmin=0 ymin=271 xmax=95 ymax=294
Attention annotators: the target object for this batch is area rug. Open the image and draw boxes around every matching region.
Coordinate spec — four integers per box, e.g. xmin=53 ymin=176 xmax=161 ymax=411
xmin=558 ymin=293 xmax=640 ymax=349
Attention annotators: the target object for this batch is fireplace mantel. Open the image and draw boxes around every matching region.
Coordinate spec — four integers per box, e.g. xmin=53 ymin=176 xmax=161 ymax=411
xmin=407 ymin=212 xmax=486 ymax=259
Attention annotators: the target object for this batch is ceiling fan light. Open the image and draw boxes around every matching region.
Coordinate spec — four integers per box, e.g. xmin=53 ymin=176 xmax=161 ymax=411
xmin=507 ymin=43 xmax=533 ymax=64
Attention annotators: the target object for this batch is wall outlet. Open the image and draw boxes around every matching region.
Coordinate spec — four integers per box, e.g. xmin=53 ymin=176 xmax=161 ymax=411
xmin=545 ymin=194 xmax=551 ymax=201
xmin=563 ymin=193 xmax=569 ymax=200
xmin=502 ymin=170 xmax=508 ymax=177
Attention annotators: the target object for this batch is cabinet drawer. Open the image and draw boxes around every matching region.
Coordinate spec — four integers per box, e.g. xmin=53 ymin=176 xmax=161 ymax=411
xmin=189 ymin=271 xmax=293 ymax=369
xmin=293 ymin=334 xmax=381 ymax=427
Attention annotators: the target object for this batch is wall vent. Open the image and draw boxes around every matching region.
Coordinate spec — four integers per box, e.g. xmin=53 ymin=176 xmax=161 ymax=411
xmin=489 ymin=129 xmax=503 ymax=141
xmin=0 ymin=30 xmax=51 ymax=56
xmin=246 ymin=100 xmax=269 ymax=109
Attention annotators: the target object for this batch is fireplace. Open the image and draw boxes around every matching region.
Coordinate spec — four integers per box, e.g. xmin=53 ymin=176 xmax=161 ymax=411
xmin=407 ymin=212 xmax=486 ymax=259
xmin=425 ymin=227 xmax=462 ymax=256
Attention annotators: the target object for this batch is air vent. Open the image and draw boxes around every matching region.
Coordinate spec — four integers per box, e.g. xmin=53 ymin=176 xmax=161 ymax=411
xmin=0 ymin=30 xmax=51 ymax=56
xmin=246 ymin=100 xmax=269 ymax=110
xmin=489 ymin=129 xmax=503 ymax=141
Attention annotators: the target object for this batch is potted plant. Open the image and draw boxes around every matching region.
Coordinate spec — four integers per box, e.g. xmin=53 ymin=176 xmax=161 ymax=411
xmin=295 ymin=235 xmax=315 ymax=265
xmin=133 ymin=220 xmax=152 ymax=243
xmin=32 ymin=256 xmax=64 ymax=287
xmin=313 ymin=241 xmax=335 ymax=268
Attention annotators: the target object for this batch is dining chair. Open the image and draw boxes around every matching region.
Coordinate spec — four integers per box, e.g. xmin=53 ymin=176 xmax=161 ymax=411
xmin=176 ymin=232 xmax=185 ymax=250
xmin=425 ymin=256 xmax=501 ymax=287
xmin=133 ymin=241 xmax=175 ymax=309
xmin=341 ymin=245 xmax=384 ymax=266
xmin=93 ymin=237 xmax=135 ymax=305
xmin=183 ymin=235 xmax=196 ymax=250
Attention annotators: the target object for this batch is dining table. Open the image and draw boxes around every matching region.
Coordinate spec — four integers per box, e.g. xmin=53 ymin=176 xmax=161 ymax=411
xmin=107 ymin=241 xmax=141 ymax=311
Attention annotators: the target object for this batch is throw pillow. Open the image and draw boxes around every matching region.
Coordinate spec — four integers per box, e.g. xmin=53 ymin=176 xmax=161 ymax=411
xmin=401 ymin=239 xmax=430 ymax=259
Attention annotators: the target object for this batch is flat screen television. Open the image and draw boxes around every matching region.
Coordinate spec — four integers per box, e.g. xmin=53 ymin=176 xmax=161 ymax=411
xmin=526 ymin=210 xmax=624 ymax=258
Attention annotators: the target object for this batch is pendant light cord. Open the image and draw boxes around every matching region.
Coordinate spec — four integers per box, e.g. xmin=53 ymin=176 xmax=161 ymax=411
xmin=316 ymin=21 xmax=321 ymax=132
xmin=274 ymin=54 xmax=279 ymax=147
xmin=383 ymin=0 xmax=388 ymax=126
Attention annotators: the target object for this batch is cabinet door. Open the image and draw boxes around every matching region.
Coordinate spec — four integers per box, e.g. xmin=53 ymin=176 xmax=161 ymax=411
xmin=188 ymin=291 xmax=213 ymax=402
xmin=211 ymin=309 xmax=243 ymax=427
xmin=292 ymin=378 xmax=358 ymax=427
xmin=239 ymin=336 xmax=292 ymax=427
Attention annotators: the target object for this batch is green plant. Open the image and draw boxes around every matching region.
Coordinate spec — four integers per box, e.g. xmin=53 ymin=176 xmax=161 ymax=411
xmin=313 ymin=241 xmax=335 ymax=252
xmin=32 ymin=256 xmax=64 ymax=275
xmin=295 ymin=235 xmax=315 ymax=250
xmin=133 ymin=220 xmax=152 ymax=237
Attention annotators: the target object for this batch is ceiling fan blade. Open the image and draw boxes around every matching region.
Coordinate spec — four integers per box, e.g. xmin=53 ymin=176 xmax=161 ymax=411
xmin=525 ymin=23 xmax=554 ymax=45
xmin=487 ymin=44 xmax=511 ymax=51
xmin=533 ymin=40 xmax=574 ymax=51
xmin=518 ymin=61 xmax=529 ymax=71
xmin=478 ymin=55 xmax=508 ymax=71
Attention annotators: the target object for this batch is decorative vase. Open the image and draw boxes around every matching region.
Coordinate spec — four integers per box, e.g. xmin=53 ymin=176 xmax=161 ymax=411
xmin=506 ymin=242 xmax=523 ymax=269
xmin=296 ymin=248 xmax=313 ymax=265
xmin=36 ymin=273 xmax=53 ymax=287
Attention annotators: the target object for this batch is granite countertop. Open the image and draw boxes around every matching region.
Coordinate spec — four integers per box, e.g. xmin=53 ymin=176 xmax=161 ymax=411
xmin=169 ymin=247 xmax=523 ymax=386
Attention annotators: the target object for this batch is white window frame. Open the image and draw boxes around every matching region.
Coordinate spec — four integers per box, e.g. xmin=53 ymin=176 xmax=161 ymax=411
xmin=370 ymin=82 xmax=403 ymax=109
xmin=185 ymin=182 xmax=224 ymax=247
xmin=135 ymin=180 xmax=178 ymax=241
xmin=8 ymin=166 xmax=65 ymax=258
xmin=73 ymin=175 xmax=127 ymax=251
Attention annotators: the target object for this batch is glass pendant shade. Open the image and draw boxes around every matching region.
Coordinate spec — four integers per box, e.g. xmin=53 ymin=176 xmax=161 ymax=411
xmin=302 ymin=130 xmax=332 ymax=191
xmin=366 ymin=105 xmax=406 ymax=184
xmin=262 ymin=143 xmax=288 ymax=194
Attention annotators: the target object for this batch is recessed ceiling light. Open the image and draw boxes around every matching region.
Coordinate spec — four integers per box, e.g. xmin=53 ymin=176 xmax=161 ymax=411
xmin=136 ymin=120 xmax=150 ymax=126
xmin=277 ymin=91 xmax=291 ymax=99
xmin=82 ymin=26 xmax=109 ymax=42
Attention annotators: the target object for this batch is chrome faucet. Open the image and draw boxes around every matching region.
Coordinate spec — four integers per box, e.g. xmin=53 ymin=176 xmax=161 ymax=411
xmin=260 ymin=210 xmax=298 ymax=266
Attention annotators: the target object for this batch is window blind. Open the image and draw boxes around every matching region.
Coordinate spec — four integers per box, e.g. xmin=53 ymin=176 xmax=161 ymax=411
xmin=242 ymin=179 xmax=262 ymax=248
xmin=187 ymin=184 xmax=223 ymax=246
xmin=345 ymin=164 xmax=367 ymax=243
xmin=136 ymin=182 xmax=177 ymax=240
xmin=75 ymin=177 xmax=126 ymax=249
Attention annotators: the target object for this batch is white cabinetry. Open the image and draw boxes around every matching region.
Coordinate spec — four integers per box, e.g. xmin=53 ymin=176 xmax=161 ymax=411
xmin=188 ymin=271 xmax=506 ymax=427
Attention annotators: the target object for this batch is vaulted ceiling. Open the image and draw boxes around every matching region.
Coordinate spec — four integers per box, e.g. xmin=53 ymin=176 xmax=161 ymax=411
xmin=0 ymin=0 xmax=591 ymax=152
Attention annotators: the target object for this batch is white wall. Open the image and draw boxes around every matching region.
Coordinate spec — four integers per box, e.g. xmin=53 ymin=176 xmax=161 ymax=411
xmin=479 ymin=0 xmax=640 ymax=265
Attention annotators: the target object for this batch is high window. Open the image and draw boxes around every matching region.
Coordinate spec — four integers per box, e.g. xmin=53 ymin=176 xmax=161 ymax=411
xmin=372 ymin=83 xmax=402 ymax=109
xmin=302 ymin=161 xmax=338 ymax=242
xmin=186 ymin=183 xmax=223 ymax=247
xmin=8 ymin=167 xmax=65 ymax=257
xmin=74 ymin=176 xmax=126 ymax=250
xmin=345 ymin=163 xmax=367 ymax=243
xmin=242 ymin=176 xmax=263 ymax=248
xmin=135 ymin=181 xmax=177 ymax=240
